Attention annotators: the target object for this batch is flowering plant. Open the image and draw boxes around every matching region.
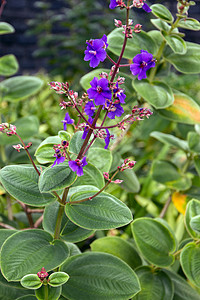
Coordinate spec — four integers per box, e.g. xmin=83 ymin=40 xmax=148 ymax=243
xmin=0 ymin=0 xmax=200 ymax=299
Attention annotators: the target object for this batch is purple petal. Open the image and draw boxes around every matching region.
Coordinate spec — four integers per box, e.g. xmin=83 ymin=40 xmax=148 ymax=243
xmin=99 ymin=78 xmax=109 ymax=89
xmin=140 ymin=50 xmax=153 ymax=62
xmin=109 ymin=0 xmax=118 ymax=9
xmin=94 ymin=93 xmax=106 ymax=105
xmin=130 ymin=63 xmax=141 ymax=76
xmin=89 ymin=56 xmax=100 ymax=68
xmin=142 ymin=3 xmax=152 ymax=13
xmin=68 ymin=160 xmax=78 ymax=172
xmin=101 ymin=34 xmax=108 ymax=48
xmin=96 ymin=49 xmax=107 ymax=62
xmin=76 ymin=166 xmax=84 ymax=176
xmin=82 ymin=128 xmax=88 ymax=140
xmin=90 ymin=77 xmax=98 ymax=88
xmin=138 ymin=69 xmax=147 ymax=80
xmin=101 ymin=90 xmax=112 ymax=100
xmin=81 ymin=156 xmax=88 ymax=167
xmin=93 ymin=39 xmax=105 ymax=50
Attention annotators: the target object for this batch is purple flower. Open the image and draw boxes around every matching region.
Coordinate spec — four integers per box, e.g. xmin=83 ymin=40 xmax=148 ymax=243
xmin=61 ymin=112 xmax=74 ymax=130
xmin=130 ymin=50 xmax=156 ymax=80
xmin=51 ymin=153 xmax=65 ymax=168
xmin=109 ymin=0 xmax=118 ymax=9
xmin=114 ymin=83 xmax=126 ymax=104
xmin=104 ymin=129 xmax=111 ymax=149
xmin=142 ymin=3 xmax=152 ymax=13
xmin=85 ymin=101 xmax=96 ymax=117
xmin=107 ymin=102 xmax=124 ymax=119
xmin=68 ymin=157 xmax=88 ymax=176
xmin=84 ymin=35 xmax=108 ymax=68
xmin=87 ymin=77 xmax=112 ymax=106
xmin=82 ymin=117 xmax=93 ymax=140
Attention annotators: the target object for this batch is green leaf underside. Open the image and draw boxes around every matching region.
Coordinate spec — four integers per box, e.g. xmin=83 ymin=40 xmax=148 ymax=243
xmin=180 ymin=242 xmax=200 ymax=287
xmin=91 ymin=236 xmax=142 ymax=270
xmin=159 ymin=91 xmax=200 ymax=124
xmin=39 ymin=163 xmax=77 ymax=192
xmin=65 ymin=191 xmax=133 ymax=230
xmin=43 ymin=200 xmax=95 ymax=243
xmin=185 ymin=199 xmax=200 ymax=238
xmin=0 ymin=165 xmax=55 ymax=207
xmin=177 ymin=18 xmax=200 ymax=31
xmin=0 ymin=76 xmax=43 ymax=102
xmin=116 ymin=169 xmax=140 ymax=193
xmin=69 ymin=131 xmax=85 ymax=154
xmin=164 ymin=269 xmax=200 ymax=300
xmin=0 ymin=54 xmax=19 ymax=76
xmin=132 ymin=80 xmax=174 ymax=109
xmin=151 ymin=4 xmax=174 ymax=23
xmin=162 ymin=31 xmax=187 ymax=54
xmin=87 ymin=147 xmax=113 ymax=173
xmin=35 ymin=136 xmax=62 ymax=164
xmin=150 ymin=131 xmax=188 ymax=151
xmin=107 ymin=28 xmax=157 ymax=59
xmin=61 ymin=252 xmax=141 ymax=300
xmin=131 ymin=218 xmax=176 ymax=267
xmin=0 ymin=230 xmax=69 ymax=281
xmin=134 ymin=266 xmax=173 ymax=300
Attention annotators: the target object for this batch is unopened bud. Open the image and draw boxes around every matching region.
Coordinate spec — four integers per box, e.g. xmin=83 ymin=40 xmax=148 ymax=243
xmin=114 ymin=19 xmax=123 ymax=27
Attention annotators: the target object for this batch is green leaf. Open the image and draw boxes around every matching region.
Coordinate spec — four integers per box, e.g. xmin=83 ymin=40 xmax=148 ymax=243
xmin=151 ymin=4 xmax=174 ymax=23
xmin=177 ymin=18 xmax=200 ymax=31
xmin=65 ymin=191 xmax=133 ymax=230
xmin=162 ymin=31 xmax=187 ymax=54
xmin=0 ymin=229 xmax=17 ymax=249
xmin=0 ymin=22 xmax=15 ymax=34
xmin=58 ymin=130 xmax=71 ymax=142
xmin=72 ymin=162 xmax=104 ymax=189
xmin=190 ymin=215 xmax=200 ymax=234
xmin=67 ymin=242 xmax=81 ymax=257
xmin=152 ymin=160 xmax=192 ymax=190
xmin=151 ymin=19 xmax=172 ymax=32
xmin=43 ymin=200 xmax=95 ymax=243
xmin=48 ymin=272 xmax=69 ymax=287
xmin=61 ymin=252 xmax=141 ymax=300
xmin=16 ymin=296 xmax=36 ymax=300
xmin=0 ymin=229 xmax=69 ymax=281
xmin=164 ymin=269 xmax=200 ymax=300
xmin=0 ymin=272 xmax=32 ymax=300
xmin=131 ymin=218 xmax=176 ymax=267
xmin=159 ymin=91 xmax=200 ymax=124
xmin=132 ymin=80 xmax=174 ymax=109
xmin=187 ymin=132 xmax=200 ymax=153
xmin=150 ymin=131 xmax=188 ymax=151
xmin=69 ymin=131 xmax=84 ymax=154
xmin=0 ymin=165 xmax=55 ymax=207
xmin=91 ymin=236 xmax=142 ymax=270
xmin=0 ymin=76 xmax=43 ymax=102
xmin=194 ymin=156 xmax=200 ymax=176
xmin=0 ymin=116 xmax=39 ymax=146
xmin=164 ymin=42 xmax=200 ymax=74
xmin=20 ymin=275 xmax=42 ymax=290
xmin=147 ymin=30 xmax=163 ymax=48
xmin=35 ymin=285 xmax=61 ymax=300
xmin=185 ymin=199 xmax=200 ymax=238
xmin=107 ymin=28 xmax=157 ymax=59
xmin=87 ymin=147 xmax=112 ymax=173
xmin=134 ymin=266 xmax=173 ymax=300
xmin=180 ymin=242 xmax=200 ymax=287
xmin=38 ymin=163 xmax=76 ymax=192
xmin=0 ymin=55 xmax=19 ymax=76
xmin=117 ymin=169 xmax=140 ymax=193
xmin=35 ymin=136 xmax=62 ymax=164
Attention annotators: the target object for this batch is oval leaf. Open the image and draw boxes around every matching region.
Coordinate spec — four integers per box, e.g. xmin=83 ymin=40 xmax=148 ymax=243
xmin=0 ymin=165 xmax=55 ymax=207
xmin=20 ymin=274 xmax=42 ymax=290
xmin=0 ymin=229 xmax=17 ymax=249
xmin=190 ymin=215 xmax=200 ymax=234
xmin=87 ymin=147 xmax=112 ymax=173
xmin=108 ymin=28 xmax=157 ymax=59
xmin=0 ymin=22 xmax=15 ymax=34
xmin=0 ymin=230 xmax=69 ymax=281
xmin=116 ymin=169 xmax=140 ymax=193
xmin=150 ymin=131 xmax=188 ymax=151
xmin=134 ymin=266 xmax=173 ymax=300
xmin=0 ymin=54 xmax=19 ymax=76
xmin=69 ymin=131 xmax=84 ymax=154
xmin=187 ymin=132 xmax=200 ymax=153
xmin=39 ymin=163 xmax=76 ymax=192
xmin=65 ymin=191 xmax=133 ymax=230
xmin=61 ymin=252 xmax=141 ymax=300
xmin=91 ymin=236 xmax=142 ymax=270
xmin=162 ymin=31 xmax=186 ymax=54
xmin=180 ymin=242 xmax=200 ymax=287
xmin=0 ymin=76 xmax=43 ymax=102
xmin=131 ymin=218 xmax=176 ymax=267
xmin=133 ymin=79 xmax=174 ymax=109
xmin=48 ymin=272 xmax=69 ymax=287
xmin=151 ymin=4 xmax=174 ymax=23
xmin=177 ymin=18 xmax=200 ymax=31
xmin=35 ymin=136 xmax=62 ymax=164
xmin=185 ymin=199 xmax=200 ymax=238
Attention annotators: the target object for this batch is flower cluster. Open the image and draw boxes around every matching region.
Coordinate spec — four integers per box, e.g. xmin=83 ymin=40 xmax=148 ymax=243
xmin=0 ymin=123 xmax=16 ymax=136
xmin=52 ymin=140 xmax=69 ymax=167
xmin=103 ymin=172 xmax=123 ymax=184
xmin=84 ymin=35 xmax=108 ymax=68
xmin=12 ymin=142 xmax=32 ymax=152
xmin=118 ymin=159 xmax=137 ymax=171
xmin=37 ymin=268 xmax=49 ymax=281
xmin=110 ymin=0 xmax=152 ymax=13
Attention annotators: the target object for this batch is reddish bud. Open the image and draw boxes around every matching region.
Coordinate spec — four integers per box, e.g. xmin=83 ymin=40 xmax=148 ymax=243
xmin=37 ymin=267 xmax=48 ymax=280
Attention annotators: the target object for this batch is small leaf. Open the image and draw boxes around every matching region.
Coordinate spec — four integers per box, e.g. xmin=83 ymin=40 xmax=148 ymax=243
xmin=150 ymin=131 xmax=188 ymax=151
xmin=0 ymin=229 xmax=69 ymax=281
xmin=131 ymin=218 xmax=176 ymax=267
xmin=38 ymin=163 xmax=76 ymax=192
xmin=61 ymin=252 xmax=141 ymax=300
xmin=190 ymin=215 xmax=200 ymax=234
xmin=58 ymin=130 xmax=71 ymax=141
xmin=91 ymin=236 xmax=142 ymax=270
xmin=151 ymin=4 xmax=174 ymax=23
xmin=134 ymin=266 xmax=174 ymax=300
xmin=35 ymin=285 xmax=61 ymax=300
xmin=20 ymin=274 xmax=42 ymax=290
xmin=48 ymin=272 xmax=69 ymax=287
xmin=107 ymin=28 xmax=157 ymax=59
xmin=159 ymin=91 xmax=200 ymax=124
xmin=0 ymin=55 xmax=19 ymax=76
xmin=151 ymin=19 xmax=171 ymax=32
xmin=187 ymin=132 xmax=200 ymax=153
xmin=0 ymin=165 xmax=55 ymax=207
xmin=177 ymin=18 xmax=200 ymax=31
xmin=180 ymin=242 xmax=200 ymax=287
xmin=185 ymin=199 xmax=200 ymax=238
xmin=133 ymin=80 xmax=174 ymax=109
xmin=0 ymin=76 xmax=43 ymax=102
xmin=65 ymin=191 xmax=133 ymax=230
xmin=162 ymin=31 xmax=187 ymax=54
xmin=16 ymin=296 xmax=36 ymax=300
xmin=116 ymin=169 xmax=140 ymax=193
xmin=35 ymin=136 xmax=62 ymax=164
xmin=87 ymin=147 xmax=112 ymax=173
xmin=0 ymin=22 xmax=15 ymax=34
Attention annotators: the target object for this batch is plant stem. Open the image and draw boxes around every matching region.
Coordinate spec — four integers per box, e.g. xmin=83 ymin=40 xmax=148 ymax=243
xmin=54 ymin=188 xmax=69 ymax=239
xmin=159 ymin=196 xmax=171 ymax=219
xmin=44 ymin=284 xmax=48 ymax=300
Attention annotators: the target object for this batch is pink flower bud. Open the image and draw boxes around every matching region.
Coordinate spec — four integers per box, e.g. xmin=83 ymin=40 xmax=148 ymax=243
xmin=37 ymin=267 xmax=48 ymax=280
xmin=134 ymin=24 xmax=142 ymax=33
xmin=114 ymin=19 xmax=123 ymax=27
xmin=103 ymin=172 xmax=110 ymax=180
xmin=113 ymin=179 xmax=123 ymax=184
